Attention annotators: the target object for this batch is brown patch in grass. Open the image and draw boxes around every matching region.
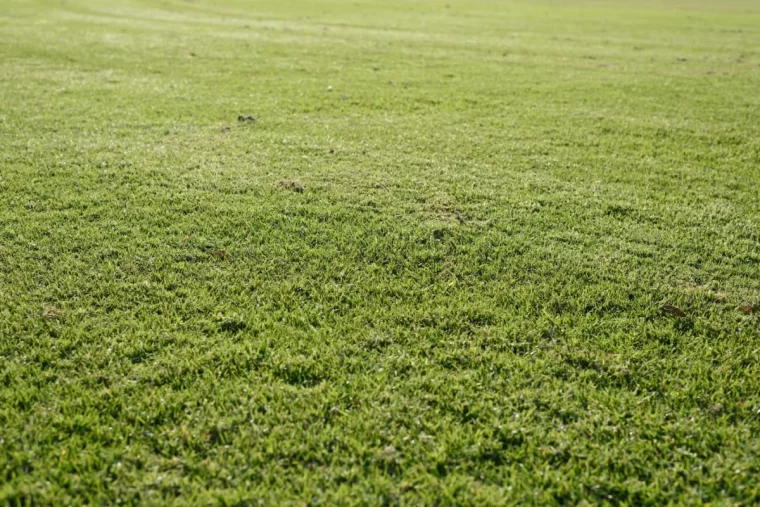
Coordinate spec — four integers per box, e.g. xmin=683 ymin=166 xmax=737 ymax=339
xmin=278 ymin=180 xmax=304 ymax=193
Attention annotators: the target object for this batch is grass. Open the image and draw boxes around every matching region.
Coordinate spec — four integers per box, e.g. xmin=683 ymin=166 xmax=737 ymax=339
xmin=1 ymin=0 xmax=759 ymax=504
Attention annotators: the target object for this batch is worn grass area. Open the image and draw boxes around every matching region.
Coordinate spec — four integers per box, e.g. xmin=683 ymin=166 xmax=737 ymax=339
xmin=1 ymin=0 xmax=760 ymax=504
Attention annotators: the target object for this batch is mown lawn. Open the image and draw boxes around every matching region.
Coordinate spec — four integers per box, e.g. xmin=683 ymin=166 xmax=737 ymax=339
xmin=1 ymin=0 xmax=759 ymax=504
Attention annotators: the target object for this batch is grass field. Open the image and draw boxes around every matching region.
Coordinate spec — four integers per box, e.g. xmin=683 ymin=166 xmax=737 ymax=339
xmin=1 ymin=0 xmax=760 ymax=504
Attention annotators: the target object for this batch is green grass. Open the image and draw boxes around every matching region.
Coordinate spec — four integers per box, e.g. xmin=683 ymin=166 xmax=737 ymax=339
xmin=1 ymin=0 xmax=759 ymax=504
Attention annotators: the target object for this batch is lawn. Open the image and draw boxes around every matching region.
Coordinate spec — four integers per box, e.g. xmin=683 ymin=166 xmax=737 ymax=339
xmin=1 ymin=0 xmax=759 ymax=504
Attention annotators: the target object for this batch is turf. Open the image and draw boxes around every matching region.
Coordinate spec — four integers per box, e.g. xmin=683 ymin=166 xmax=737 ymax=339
xmin=1 ymin=0 xmax=760 ymax=504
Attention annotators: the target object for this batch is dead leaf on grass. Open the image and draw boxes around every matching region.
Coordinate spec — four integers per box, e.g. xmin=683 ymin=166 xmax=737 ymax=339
xmin=43 ymin=307 xmax=62 ymax=319
xmin=661 ymin=305 xmax=686 ymax=317
xmin=738 ymin=304 xmax=755 ymax=314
